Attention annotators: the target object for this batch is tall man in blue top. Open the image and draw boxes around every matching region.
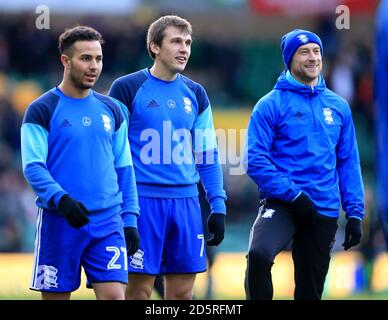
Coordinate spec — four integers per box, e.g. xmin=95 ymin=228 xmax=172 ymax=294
xmin=21 ymin=26 xmax=140 ymax=300
xmin=243 ymin=29 xmax=365 ymax=300
xmin=109 ymin=15 xmax=227 ymax=300
xmin=375 ymin=0 xmax=388 ymax=250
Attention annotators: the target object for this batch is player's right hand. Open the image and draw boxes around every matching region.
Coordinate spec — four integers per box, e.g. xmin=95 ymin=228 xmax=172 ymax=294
xmin=58 ymin=194 xmax=90 ymax=229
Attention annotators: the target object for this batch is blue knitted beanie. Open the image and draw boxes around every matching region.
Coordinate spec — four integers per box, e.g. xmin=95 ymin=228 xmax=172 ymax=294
xmin=281 ymin=29 xmax=323 ymax=70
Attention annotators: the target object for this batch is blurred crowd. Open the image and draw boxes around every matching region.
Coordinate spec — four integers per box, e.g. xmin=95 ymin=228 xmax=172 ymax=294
xmin=0 ymin=12 xmax=380 ymax=265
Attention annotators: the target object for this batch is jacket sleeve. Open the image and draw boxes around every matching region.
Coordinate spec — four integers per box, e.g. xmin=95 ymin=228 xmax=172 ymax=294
xmin=244 ymin=99 xmax=301 ymax=202
xmin=193 ymin=106 xmax=227 ymax=214
xmin=113 ymin=103 xmax=140 ymax=227
xmin=336 ymin=104 xmax=365 ymax=220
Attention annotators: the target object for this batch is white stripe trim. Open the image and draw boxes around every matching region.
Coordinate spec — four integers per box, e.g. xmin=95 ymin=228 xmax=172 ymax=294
xmin=291 ymin=191 xmax=302 ymax=203
xmin=247 ymin=206 xmax=263 ymax=252
xmin=30 ymin=208 xmax=43 ymax=289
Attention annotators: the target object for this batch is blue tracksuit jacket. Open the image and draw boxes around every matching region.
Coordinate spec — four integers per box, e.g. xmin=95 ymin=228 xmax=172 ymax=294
xmin=245 ymin=71 xmax=365 ymax=219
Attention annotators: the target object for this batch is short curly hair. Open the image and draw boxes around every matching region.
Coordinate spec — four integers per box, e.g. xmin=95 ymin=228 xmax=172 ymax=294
xmin=58 ymin=25 xmax=104 ymax=55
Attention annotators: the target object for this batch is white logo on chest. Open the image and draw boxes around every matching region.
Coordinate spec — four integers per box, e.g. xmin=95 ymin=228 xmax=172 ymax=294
xmin=322 ymin=107 xmax=334 ymax=124
xmin=183 ymin=97 xmax=192 ymax=114
xmin=101 ymin=114 xmax=112 ymax=132
xmin=82 ymin=117 xmax=91 ymax=126
xmin=167 ymin=99 xmax=176 ymax=108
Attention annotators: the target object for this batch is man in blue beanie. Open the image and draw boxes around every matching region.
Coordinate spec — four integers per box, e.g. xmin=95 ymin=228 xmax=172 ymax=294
xmin=243 ymin=29 xmax=365 ymax=300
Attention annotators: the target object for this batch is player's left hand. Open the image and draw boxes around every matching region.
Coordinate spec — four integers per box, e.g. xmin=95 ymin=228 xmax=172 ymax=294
xmin=124 ymin=227 xmax=140 ymax=256
xmin=207 ymin=213 xmax=225 ymax=246
xmin=342 ymin=218 xmax=362 ymax=250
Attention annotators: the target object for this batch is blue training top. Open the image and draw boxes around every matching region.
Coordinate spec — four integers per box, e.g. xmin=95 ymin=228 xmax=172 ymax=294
xmin=21 ymin=87 xmax=139 ymax=227
xmin=109 ymin=68 xmax=226 ymax=214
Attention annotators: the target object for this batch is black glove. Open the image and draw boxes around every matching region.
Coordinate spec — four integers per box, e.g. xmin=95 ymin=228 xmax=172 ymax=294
xmin=343 ymin=218 xmax=362 ymax=250
xmin=207 ymin=213 xmax=225 ymax=246
xmin=58 ymin=194 xmax=90 ymax=229
xmin=290 ymin=192 xmax=317 ymax=225
xmin=124 ymin=227 xmax=140 ymax=256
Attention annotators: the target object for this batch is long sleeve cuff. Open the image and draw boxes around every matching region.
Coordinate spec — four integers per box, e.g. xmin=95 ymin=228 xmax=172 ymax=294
xmin=347 ymin=213 xmax=363 ymax=221
xmin=122 ymin=212 xmax=138 ymax=228
xmin=209 ymin=197 xmax=226 ymax=214
xmin=52 ymin=191 xmax=67 ymax=208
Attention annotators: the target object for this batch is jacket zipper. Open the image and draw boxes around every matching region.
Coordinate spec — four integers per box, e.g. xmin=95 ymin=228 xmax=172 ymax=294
xmin=309 ymin=86 xmax=317 ymax=132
